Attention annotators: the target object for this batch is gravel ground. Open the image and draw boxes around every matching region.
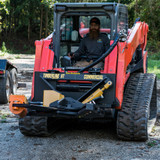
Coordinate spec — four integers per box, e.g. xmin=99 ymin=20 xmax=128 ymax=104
xmin=0 ymin=55 xmax=160 ymax=160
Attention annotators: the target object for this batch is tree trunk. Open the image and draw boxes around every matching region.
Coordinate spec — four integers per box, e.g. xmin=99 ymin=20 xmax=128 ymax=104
xmin=28 ymin=19 xmax=30 ymax=40
xmin=148 ymin=0 xmax=156 ymax=33
xmin=5 ymin=15 xmax=8 ymax=38
xmin=135 ymin=0 xmax=138 ymax=18
xmin=40 ymin=5 xmax=43 ymax=39
xmin=9 ymin=9 xmax=12 ymax=36
xmin=45 ymin=7 xmax=49 ymax=37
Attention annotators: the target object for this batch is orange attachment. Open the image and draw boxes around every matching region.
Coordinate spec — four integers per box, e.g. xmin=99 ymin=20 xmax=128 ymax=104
xmin=9 ymin=95 xmax=28 ymax=118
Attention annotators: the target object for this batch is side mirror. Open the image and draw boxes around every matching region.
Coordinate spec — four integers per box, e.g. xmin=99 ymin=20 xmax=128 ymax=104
xmin=61 ymin=56 xmax=71 ymax=67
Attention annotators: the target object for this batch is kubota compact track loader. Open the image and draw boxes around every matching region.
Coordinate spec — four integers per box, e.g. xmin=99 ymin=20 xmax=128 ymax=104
xmin=9 ymin=3 xmax=157 ymax=141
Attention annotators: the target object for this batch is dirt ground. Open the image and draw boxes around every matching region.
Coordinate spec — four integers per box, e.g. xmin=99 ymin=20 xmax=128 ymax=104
xmin=0 ymin=55 xmax=160 ymax=160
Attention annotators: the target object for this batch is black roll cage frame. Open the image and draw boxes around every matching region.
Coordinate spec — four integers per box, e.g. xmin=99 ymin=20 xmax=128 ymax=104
xmin=52 ymin=3 xmax=128 ymax=68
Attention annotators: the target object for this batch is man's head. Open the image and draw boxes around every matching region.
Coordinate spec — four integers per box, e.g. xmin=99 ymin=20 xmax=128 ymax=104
xmin=89 ymin=17 xmax=100 ymax=39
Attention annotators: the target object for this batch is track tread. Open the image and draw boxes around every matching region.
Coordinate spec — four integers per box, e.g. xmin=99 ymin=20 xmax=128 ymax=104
xmin=117 ymin=73 xmax=157 ymax=141
xmin=19 ymin=116 xmax=53 ymax=136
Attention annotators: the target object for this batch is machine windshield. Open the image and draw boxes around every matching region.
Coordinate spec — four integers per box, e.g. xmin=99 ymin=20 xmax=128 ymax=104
xmin=59 ymin=14 xmax=111 ymax=68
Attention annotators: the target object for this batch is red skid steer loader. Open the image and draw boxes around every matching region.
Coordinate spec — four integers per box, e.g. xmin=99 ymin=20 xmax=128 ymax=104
xmin=9 ymin=3 xmax=157 ymax=141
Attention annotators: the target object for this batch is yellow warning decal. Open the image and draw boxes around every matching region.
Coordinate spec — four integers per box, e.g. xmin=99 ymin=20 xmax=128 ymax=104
xmin=60 ymin=74 xmax=65 ymax=78
xmin=43 ymin=73 xmax=60 ymax=79
xmin=43 ymin=73 xmax=104 ymax=80
xmin=84 ymin=75 xmax=103 ymax=80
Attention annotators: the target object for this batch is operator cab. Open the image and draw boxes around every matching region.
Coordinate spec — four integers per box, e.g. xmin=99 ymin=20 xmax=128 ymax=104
xmin=53 ymin=3 xmax=128 ymax=70
xmin=59 ymin=15 xmax=111 ymax=68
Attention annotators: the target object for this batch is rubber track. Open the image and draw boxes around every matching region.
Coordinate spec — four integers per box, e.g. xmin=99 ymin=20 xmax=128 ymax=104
xmin=19 ymin=116 xmax=54 ymax=136
xmin=117 ymin=73 xmax=157 ymax=141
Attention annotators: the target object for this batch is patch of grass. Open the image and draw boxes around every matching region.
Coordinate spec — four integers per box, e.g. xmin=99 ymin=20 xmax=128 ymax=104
xmin=1 ymin=114 xmax=7 ymax=123
xmin=15 ymin=55 xmax=21 ymax=59
xmin=147 ymin=140 xmax=157 ymax=147
xmin=1 ymin=114 xmax=7 ymax=120
xmin=0 ymin=50 xmax=12 ymax=58
xmin=148 ymin=58 xmax=160 ymax=79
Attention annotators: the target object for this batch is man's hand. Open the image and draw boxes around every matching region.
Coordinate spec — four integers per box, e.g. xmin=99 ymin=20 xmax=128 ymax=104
xmin=68 ymin=52 xmax=74 ymax=59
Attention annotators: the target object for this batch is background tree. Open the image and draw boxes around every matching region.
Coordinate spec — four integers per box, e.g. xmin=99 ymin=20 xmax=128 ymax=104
xmin=0 ymin=0 xmax=159 ymax=54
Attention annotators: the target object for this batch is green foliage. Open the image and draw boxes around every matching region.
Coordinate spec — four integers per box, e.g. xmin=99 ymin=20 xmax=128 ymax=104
xmin=147 ymin=40 xmax=160 ymax=52
xmin=148 ymin=58 xmax=160 ymax=79
xmin=1 ymin=42 xmax=7 ymax=52
xmin=128 ymin=0 xmax=160 ymax=47
xmin=23 ymin=44 xmax=28 ymax=50
xmin=1 ymin=114 xmax=7 ymax=120
xmin=0 ymin=114 xmax=7 ymax=123
xmin=149 ymin=53 xmax=160 ymax=60
xmin=25 ymin=47 xmax=35 ymax=54
xmin=0 ymin=0 xmax=54 ymax=40
xmin=147 ymin=140 xmax=157 ymax=147
xmin=0 ymin=0 xmax=159 ymax=54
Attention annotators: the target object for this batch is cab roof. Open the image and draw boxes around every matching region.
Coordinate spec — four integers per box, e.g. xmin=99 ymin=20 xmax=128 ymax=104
xmin=54 ymin=3 xmax=125 ymax=12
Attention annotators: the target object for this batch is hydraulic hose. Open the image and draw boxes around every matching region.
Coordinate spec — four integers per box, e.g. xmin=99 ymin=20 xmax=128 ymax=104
xmin=79 ymin=34 xmax=120 ymax=73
